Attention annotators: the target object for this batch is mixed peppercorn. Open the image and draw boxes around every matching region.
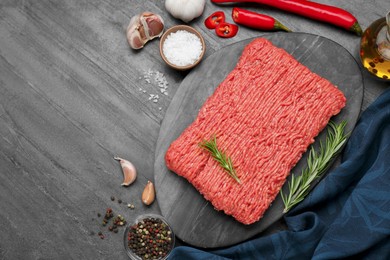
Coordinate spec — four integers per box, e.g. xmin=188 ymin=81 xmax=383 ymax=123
xmin=98 ymin=208 xmax=127 ymax=238
xmin=95 ymin=195 xmax=135 ymax=239
xmin=126 ymin=217 xmax=173 ymax=259
xmin=94 ymin=197 xmax=173 ymax=259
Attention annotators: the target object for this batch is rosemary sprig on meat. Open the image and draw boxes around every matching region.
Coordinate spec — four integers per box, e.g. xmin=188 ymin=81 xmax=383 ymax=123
xmin=281 ymin=121 xmax=349 ymax=213
xmin=199 ymin=135 xmax=241 ymax=184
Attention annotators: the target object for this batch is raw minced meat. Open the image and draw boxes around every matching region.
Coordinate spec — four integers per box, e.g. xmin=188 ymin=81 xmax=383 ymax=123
xmin=165 ymin=38 xmax=346 ymax=225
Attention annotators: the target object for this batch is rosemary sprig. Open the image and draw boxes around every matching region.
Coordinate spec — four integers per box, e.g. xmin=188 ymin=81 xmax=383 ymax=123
xmin=199 ymin=135 xmax=241 ymax=184
xmin=280 ymin=120 xmax=349 ymax=213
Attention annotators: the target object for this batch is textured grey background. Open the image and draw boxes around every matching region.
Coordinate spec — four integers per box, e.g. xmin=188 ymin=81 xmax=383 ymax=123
xmin=1 ymin=0 xmax=389 ymax=258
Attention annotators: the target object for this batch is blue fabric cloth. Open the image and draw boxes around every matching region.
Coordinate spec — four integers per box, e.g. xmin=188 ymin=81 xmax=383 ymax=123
xmin=169 ymin=88 xmax=390 ymax=260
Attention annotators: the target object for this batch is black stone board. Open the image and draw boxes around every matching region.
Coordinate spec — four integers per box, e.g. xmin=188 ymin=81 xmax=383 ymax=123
xmin=154 ymin=33 xmax=364 ymax=248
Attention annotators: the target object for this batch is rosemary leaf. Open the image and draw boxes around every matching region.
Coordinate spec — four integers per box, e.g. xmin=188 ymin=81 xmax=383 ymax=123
xmin=281 ymin=121 xmax=349 ymax=213
xmin=199 ymin=135 xmax=241 ymax=184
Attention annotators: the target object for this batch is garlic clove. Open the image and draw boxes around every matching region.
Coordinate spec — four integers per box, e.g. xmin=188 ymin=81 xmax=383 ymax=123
xmin=142 ymin=181 xmax=155 ymax=205
xmin=114 ymin=157 xmax=137 ymax=186
xmin=126 ymin=12 xmax=164 ymax=50
xmin=127 ymin=14 xmax=139 ymax=31
xmin=127 ymin=15 xmax=148 ymax=49
xmin=140 ymin=12 xmax=164 ymax=40
xmin=127 ymin=29 xmax=147 ymax=50
xmin=126 ymin=12 xmax=164 ymax=49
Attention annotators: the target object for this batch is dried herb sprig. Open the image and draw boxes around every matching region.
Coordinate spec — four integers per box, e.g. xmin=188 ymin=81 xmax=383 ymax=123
xmin=281 ymin=121 xmax=349 ymax=213
xmin=199 ymin=135 xmax=241 ymax=184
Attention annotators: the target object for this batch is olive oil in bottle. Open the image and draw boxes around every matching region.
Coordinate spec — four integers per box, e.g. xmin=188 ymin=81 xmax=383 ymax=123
xmin=360 ymin=11 xmax=390 ymax=80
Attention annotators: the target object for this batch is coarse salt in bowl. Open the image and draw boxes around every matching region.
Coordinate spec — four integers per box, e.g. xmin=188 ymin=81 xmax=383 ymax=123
xmin=123 ymin=214 xmax=175 ymax=260
xmin=160 ymin=25 xmax=206 ymax=70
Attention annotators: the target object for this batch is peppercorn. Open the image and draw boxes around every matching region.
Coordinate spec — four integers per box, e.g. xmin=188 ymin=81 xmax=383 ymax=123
xmin=105 ymin=208 xmax=113 ymax=220
xmin=127 ymin=217 xmax=173 ymax=259
xmin=118 ymin=199 xmax=122 ymax=204
xmin=96 ymin=207 xmax=129 ymax=240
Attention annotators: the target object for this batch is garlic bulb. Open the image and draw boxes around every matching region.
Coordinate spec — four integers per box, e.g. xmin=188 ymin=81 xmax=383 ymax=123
xmin=127 ymin=12 xmax=164 ymax=49
xmin=165 ymin=0 xmax=206 ymax=23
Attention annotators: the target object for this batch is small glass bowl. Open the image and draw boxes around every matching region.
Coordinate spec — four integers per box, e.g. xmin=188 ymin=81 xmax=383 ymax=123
xmin=123 ymin=214 xmax=175 ymax=260
xmin=159 ymin=25 xmax=206 ymax=71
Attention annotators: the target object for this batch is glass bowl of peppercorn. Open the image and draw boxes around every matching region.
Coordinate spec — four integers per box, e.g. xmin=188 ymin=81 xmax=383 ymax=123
xmin=124 ymin=214 xmax=175 ymax=260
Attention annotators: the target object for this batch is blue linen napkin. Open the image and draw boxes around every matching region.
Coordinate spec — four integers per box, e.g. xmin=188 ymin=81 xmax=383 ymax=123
xmin=169 ymin=88 xmax=390 ymax=259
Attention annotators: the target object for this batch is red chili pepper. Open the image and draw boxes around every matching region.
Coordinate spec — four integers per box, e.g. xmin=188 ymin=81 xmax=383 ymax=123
xmin=232 ymin=7 xmax=291 ymax=32
xmin=211 ymin=0 xmax=363 ymax=36
xmin=205 ymin=11 xmax=226 ymax=29
xmin=215 ymin=22 xmax=239 ymax=38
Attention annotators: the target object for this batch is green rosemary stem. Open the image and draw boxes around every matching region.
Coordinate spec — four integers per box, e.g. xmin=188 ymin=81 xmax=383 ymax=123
xmin=281 ymin=121 xmax=349 ymax=213
xmin=199 ymin=135 xmax=241 ymax=184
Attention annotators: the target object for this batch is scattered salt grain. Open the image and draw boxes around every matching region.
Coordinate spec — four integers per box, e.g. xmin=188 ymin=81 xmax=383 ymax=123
xmin=147 ymin=93 xmax=159 ymax=103
xmin=139 ymin=69 xmax=169 ymax=108
xmin=163 ymin=30 xmax=202 ymax=67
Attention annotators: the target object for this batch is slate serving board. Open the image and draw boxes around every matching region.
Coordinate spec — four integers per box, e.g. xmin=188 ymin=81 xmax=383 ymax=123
xmin=154 ymin=33 xmax=364 ymax=248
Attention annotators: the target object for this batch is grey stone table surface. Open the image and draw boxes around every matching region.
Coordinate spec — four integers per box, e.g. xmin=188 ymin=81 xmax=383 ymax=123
xmin=0 ymin=0 xmax=389 ymax=259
